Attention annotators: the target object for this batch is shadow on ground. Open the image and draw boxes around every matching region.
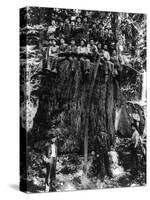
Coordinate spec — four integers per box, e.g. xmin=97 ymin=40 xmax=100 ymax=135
xmin=9 ymin=184 xmax=19 ymax=191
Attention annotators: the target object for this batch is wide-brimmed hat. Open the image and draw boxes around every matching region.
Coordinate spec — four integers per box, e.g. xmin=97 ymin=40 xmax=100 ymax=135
xmin=49 ymin=35 xmax=57 ymax=41
xmin=70 ymin=38 xmax=76 ymax=42
xmin=76 ymin=16 xmax=82 ymax=21
xmin=80 ymin=38 xmax=87 ymax=44
xmin=47 ymin=129 xmax=56 ymax=138
xmin=71 ymin=16 xmax=76 ymax=21
xmin=47 ymin=133 xmax=57 ymax=140
xmin=47 ymin=127 xmax=59 ymax=139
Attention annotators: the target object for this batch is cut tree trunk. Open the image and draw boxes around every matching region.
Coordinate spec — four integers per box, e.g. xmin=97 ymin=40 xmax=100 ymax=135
xmin=31 ymin=57 xmax=118 ymax=177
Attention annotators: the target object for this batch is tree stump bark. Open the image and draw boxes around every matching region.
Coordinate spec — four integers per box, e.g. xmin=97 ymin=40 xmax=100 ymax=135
xmin=32 ymin=58 xmax=118 ymax=177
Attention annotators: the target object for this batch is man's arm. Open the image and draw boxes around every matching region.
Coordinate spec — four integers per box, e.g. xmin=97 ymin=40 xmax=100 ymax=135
xmin=107 ymin=52 xmax=110 ymax=61
xmin=47 ymin=26 xmax=52 ymax=37
xmin=135 ymin=132 xmax=140 ymax=148
xmin=94 ymin=45 xmax=98 ymax=53
xmin=49 ymin=46 xmax=53 ymax=56
xmin=87 ymin=44 xmax=90 ymax=53
xmin=77 ymin=46 xmax=81 ymax=54
xmin=43 ymin=144 xmax=51 ymax=163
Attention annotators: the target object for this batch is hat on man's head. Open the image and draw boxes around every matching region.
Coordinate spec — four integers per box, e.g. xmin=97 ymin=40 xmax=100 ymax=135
xmin=80 ymin=38 xmax=87 ymax=45
xmin=47 ymin=127 xmax=59 ymax=139
xmin=76 ymin=16 xmax=82 ymax=20
xmin=47 ymin=129 xmax=56 ymax=139
xmin=59 ymin=35 xmax=65 ymax=40
xmin=71 ymin=16 xmax=76 ymax=21
xmin=99 ymin=127 xmax=107 ymax=134
xmin=70 ymin=38 xmax=76 ymax=42
xmin=131 ymin=122 xmax=137 ymax=129
xmin=49 ymin=35 xmax=57 ymax=41
xmin=58 ymin=17 xmax=63 ymax=22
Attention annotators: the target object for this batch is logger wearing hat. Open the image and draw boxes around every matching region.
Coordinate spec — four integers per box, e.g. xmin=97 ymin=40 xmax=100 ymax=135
xmin=44 ymin=131 xmax=58 ymax=192
xmin=47 ymin=19 xmax=57 ymax=40
xmin=77 ymin=39 xmax=91 ymax=75
xmin=47 ymin=36 xmax=59 ymax=72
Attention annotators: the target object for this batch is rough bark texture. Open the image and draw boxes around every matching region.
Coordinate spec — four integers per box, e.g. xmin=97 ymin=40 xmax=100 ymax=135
xmin=31 ymin=58 xmax=117 ymax=176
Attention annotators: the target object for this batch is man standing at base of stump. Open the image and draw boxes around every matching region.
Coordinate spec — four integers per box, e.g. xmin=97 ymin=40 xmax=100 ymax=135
xmin=130 ymin=123 xmax=140 ymax=178
xmin=44 ymin=134 xmax=58 ymax=192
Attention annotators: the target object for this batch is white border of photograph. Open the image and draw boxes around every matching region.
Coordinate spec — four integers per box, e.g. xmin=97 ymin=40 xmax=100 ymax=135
xmin=0 ymin=0 xmax=149 ymax=200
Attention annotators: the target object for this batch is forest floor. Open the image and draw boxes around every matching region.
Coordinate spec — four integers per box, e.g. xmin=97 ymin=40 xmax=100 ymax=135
xmin=26 ymin=150 xmax=146 ymax=193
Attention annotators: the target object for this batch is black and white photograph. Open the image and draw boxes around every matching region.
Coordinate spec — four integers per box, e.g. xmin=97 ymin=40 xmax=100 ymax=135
xmin=20 ymin=6 xmax=147 ymax=193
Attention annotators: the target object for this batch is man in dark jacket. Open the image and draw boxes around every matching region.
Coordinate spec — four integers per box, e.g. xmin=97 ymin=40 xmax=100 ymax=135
xmin=44 ymin=135 xmax=58 ymax=192
xmin=67 ymin=39 xmax=78 ymax=71
xmin=55 ymin=21 xmax=64 ymax=39
xmin=83 ymin=17 xmax=89 ymax=41
xmin=63 ymin=18 xmax=71 ymax=43
xmin=130 ymin=123 xmax=140 ymax=177
xmin=89 ymin=23 xmax=98 ymax=42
